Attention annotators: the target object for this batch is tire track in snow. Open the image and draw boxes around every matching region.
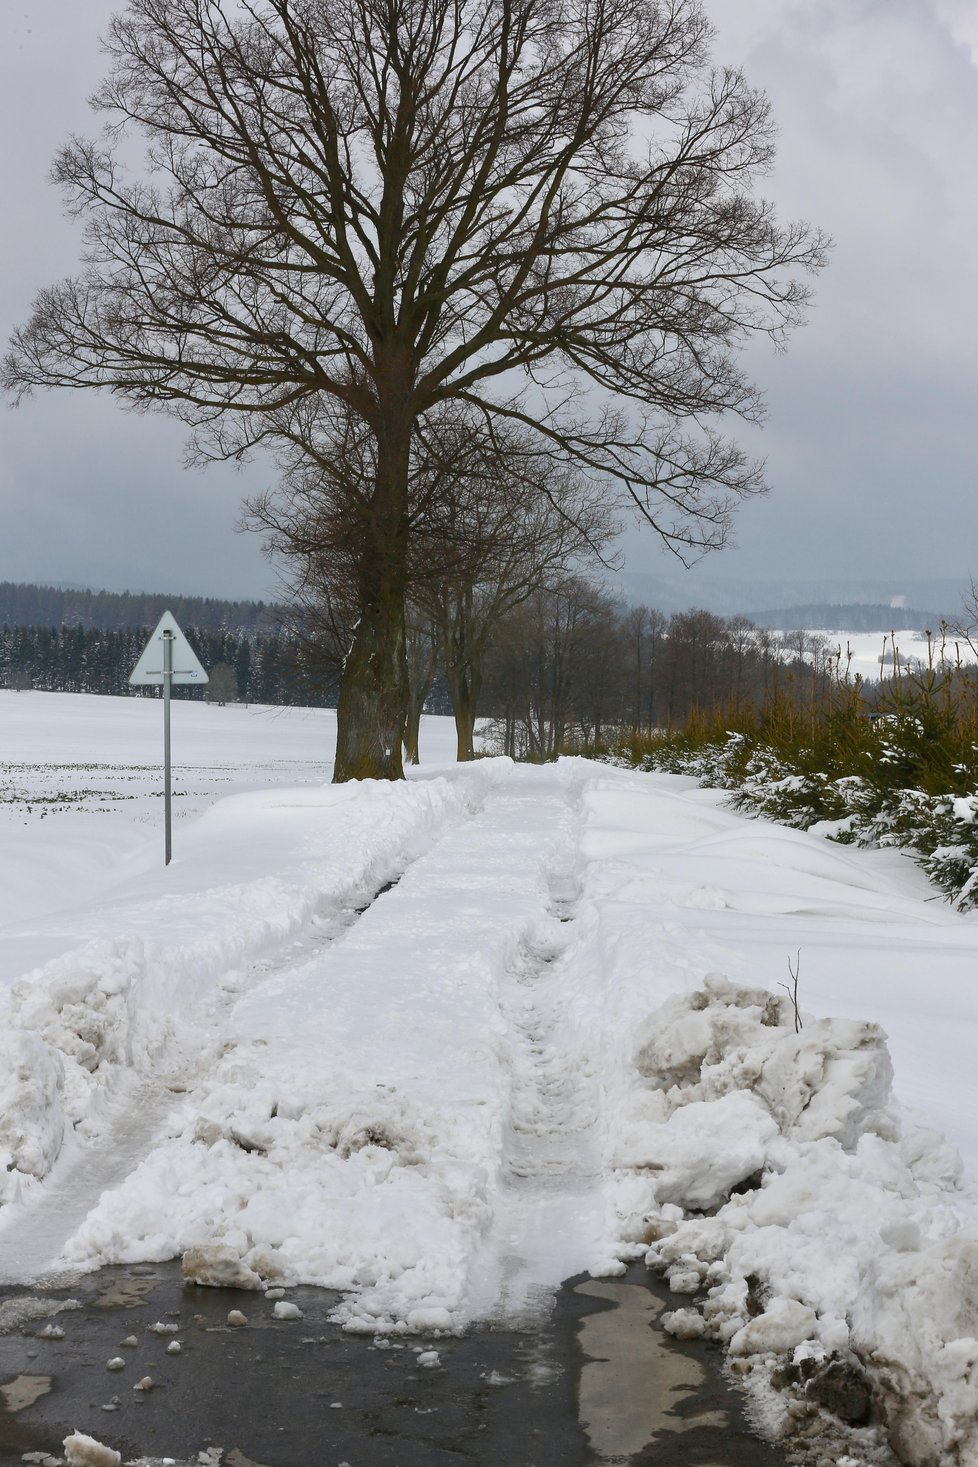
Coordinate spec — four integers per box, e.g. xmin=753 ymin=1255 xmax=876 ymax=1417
xmin=469 ymin=784 xmax=610 ymax=1325
xmin=0 ymin=1077 xmax=172 ymax=1285
xmin=0 ymin=779 xmax=496 ymax=1286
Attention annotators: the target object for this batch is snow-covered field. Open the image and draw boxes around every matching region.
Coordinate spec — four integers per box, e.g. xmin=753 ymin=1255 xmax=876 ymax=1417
xmin=2 ymin=691 xmax=978 ymax=1464
xmin=778 ymin=627 xmax=978 ymax=682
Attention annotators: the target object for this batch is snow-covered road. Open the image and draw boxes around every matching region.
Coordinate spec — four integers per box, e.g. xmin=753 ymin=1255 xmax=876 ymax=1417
xmin=3 ymin=692 xmax=978 ymax=1463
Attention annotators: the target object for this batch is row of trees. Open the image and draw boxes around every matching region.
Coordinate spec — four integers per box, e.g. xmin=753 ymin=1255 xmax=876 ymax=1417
xmin=470 ymin=588 xmax=844 ymax=758
xmin=0 ymin=624 xmax=331 ymax=707
xmin=0 ymin=597 xmax=847 ymax=753
xmin=0 ymin=583 xmax=283 ymax=636
xmin=4 ymin=0 xmax=825 ymax=780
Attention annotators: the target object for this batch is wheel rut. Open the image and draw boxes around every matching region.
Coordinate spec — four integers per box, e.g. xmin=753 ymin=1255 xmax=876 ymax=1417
xmin=471 ymin=791 xmax=608 ymax=1326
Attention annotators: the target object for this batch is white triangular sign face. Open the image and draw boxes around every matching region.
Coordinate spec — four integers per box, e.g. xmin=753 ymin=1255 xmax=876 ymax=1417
xmin=130 ymin=611 xmax=209 ymax=686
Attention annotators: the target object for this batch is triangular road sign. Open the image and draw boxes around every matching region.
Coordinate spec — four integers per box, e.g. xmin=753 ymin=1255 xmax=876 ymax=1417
xmin=130 ymin=611 xmax=209 ymax=686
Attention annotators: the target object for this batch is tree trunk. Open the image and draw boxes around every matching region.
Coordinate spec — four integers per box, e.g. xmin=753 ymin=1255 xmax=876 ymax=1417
xmin=402 ymin=618 xmax=438 ymax=767
xmin=446 ymin=659 xmax=481 ymax=761
xmin=403 ymin=691 xmax=423 ymax=765
xmin=333 ymin=424 xmax=411 ymax=783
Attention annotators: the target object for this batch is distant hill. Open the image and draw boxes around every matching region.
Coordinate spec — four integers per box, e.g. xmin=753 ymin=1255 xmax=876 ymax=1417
xmin=747 ymin=603 xmax=949 ymax=633
xmin=0 ymin=582 xmax=285 ymax=636
xmin=614 ymin=570 xmax=964 ymax=622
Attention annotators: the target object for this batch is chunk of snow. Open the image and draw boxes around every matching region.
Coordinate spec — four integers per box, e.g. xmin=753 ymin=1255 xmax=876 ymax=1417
xmin=0 ymin=1030 xmax=64 ymax=1199
xmin=272 ymin=1300 xmax=303 ymax=1320
xmin=616 ymin=1089 xmax=777 ymax=1211
xmin=662 ymin=1308 xmax=706 ymax=1340
xmin=666 ymin=1267 xmax=702 ymax=1295
xmin=63 ymin=1433 xmax=121 ymax=1467
xmin=405 ymin=1307 xmax=453 ymax=1333
xmin=730 ymin=1298 xmax=820 ymax=1357
xmin=181 ymin=1245 xmax=262 ymax=1290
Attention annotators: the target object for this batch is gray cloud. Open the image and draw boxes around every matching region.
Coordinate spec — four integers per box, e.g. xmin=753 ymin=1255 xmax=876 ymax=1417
xmin=0 ymin=1 xmax=277 ymax=599
xmin=621 ymin=0 xmax=978 ymax=593
xmin=2 ymin=0 xmax=976 ymax=602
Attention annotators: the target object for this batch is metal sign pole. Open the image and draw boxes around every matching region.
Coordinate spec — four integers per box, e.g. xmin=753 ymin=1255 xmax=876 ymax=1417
xmin=129 ymin=611 xmax=208 ymax=866
xmin=163 ymin=629 xmax=173 ymax=866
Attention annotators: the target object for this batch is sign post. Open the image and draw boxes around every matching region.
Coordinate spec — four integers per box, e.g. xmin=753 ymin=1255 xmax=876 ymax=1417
xmin=130 ymin=612 xmax=208 ymax=865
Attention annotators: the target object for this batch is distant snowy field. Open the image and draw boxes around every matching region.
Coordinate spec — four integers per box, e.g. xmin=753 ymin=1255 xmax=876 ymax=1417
xmin=778 ymin=626 xmax=978 ymax=682
xmin=2 ymin=691 xmax=978 ymax=1462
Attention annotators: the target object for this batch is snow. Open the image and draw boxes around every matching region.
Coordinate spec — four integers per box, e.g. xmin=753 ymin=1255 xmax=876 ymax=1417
xmin=773 ymin=627 xmax=978 ymax=682
xmin=63 ymin=1432 xmax=122 ymax=1467
xmin=2 ymin=691 xmax=978 ymax=1461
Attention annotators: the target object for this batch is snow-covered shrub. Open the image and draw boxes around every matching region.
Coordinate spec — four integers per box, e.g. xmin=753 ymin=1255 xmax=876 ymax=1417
xmin=617 ymin=728 xmax=978 ymax=909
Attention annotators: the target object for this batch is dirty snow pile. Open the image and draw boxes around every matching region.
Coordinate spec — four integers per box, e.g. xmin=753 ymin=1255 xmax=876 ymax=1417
xmin=612 ymin=976 xmax=978 ymax=1466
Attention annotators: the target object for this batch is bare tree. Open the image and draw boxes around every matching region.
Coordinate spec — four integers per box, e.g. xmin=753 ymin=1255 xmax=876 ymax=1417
xmin=482 ymin=576 xmax=620 ymax=758
xmin=250 ymin=403 xmax=616 ymax=759
xmin=403 ymin=611 xmax=439 ymax=765
xmin=949 ymin=579 xmax=978 ymax=662
xmin=411 ymin=433 xmax=618 ymax=760
xmin=4 ymin=0 xmax=827 ymax=780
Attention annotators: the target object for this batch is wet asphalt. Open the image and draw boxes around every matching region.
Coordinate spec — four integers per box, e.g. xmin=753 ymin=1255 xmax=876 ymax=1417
xmin=0 ymin=1262 xmax=787 ymax=1466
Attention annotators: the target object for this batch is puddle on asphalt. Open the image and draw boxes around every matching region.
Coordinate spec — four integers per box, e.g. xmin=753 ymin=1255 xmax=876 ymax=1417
xmin=0 ymin=1261 xmax=786 ymax=1466
xmin=0 ymin=1374 xmax=51 ymax=1412
xmin=94 ymin=1278 xmax=157 ymax=1310
xmin=577 ymin=1280 xmax=725 ymax=1458
xmin=571 ymin=1268 xmax=787 ymax=1467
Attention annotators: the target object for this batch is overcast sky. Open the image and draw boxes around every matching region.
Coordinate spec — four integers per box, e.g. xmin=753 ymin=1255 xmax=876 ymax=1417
xmin=1 ymin=0 xmax=976 ymax=603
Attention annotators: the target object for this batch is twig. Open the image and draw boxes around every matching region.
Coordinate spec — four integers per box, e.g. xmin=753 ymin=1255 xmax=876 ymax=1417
xmin=779 ymin=950 xmax=803 ymax=1033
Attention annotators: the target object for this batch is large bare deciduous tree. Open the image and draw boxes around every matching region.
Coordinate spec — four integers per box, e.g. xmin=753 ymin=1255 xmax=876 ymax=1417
xmin=4 ymin=0 xmax=827 ymax=779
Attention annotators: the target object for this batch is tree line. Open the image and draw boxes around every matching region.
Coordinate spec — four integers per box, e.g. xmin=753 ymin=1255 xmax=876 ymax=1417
xmin=0 ymin=590 xmax=849 ymax=751
xmin=0 ymin=582 xmax=283 ymax=636
xmin=0 ymin=623 xmax=335 ymax=707
xmin=469 ymin=587 xmax=843 ymax=759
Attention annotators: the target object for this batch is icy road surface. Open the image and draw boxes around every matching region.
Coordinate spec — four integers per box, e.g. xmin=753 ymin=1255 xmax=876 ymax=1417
xmin=2 ymin=691 xmax=978 ymax=1462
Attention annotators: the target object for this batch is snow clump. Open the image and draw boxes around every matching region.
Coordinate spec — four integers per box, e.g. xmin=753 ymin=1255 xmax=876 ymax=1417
xmin=616 ymin=976 xmax=978 ymax=1467
xmin=0 ymin=1030 xmax=65 ymax=1204
xmin=63 ymin=1432 xmax=121 ymax=1467
xmin=181 ymin=1244 xmax=263 ymax=1290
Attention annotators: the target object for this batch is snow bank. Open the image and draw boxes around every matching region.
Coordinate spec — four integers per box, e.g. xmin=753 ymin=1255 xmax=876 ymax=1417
xmin=57 ymin=765 xmax=583 ymax=1331
xmin=0 ymin=766 xmax=504 ymax=1210
xmin=618 ymin=978 xmax=977 ymax=1465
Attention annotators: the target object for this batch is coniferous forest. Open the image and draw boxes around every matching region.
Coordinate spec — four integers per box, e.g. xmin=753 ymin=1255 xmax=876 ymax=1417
xmin=0 ymin=583 xmax=334 ymax=706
